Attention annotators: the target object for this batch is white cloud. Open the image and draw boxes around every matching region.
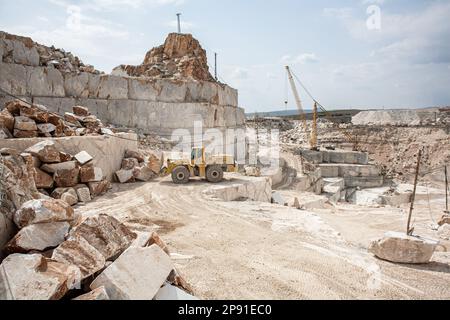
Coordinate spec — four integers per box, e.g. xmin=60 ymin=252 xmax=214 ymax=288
xmin=281 ymin=53 xmax=319 ymax=65
xmin=230 ymin=67 xmax=249 ymax=80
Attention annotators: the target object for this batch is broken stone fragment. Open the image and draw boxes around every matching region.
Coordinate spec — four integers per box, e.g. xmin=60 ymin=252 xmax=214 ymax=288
xmin=167 ymin=268 xmax=194 ymax=295
xmin=100 ymin=128 xmax=114 ymax=136
xmin=68 ymin=214 xmax=136 ymax=261
xmin=90 ymin=245 xmax=173 ymax=300
xmin=21 ymin=152 xmax=41 ymax=168
xmin=61 ymin=188 xmax=79 ymax=206
xmin=64 ymin=112 xmax=82 ymax=126
xmin=73 ymin=286 xmax=109 ymax=300
xmin=5 ymin=222 xmax=70 ymax=254
xmin=32 ymin=167 xmax=54 ymax=189
xmin=145 ymin=153 xmax=162 ymax=175
xmin=5 ymin=100 xmax=28 ymax=116
xmin=0 ymin=109 xmax=14 ymax=132
xmin=438 ymin=215 xmax=450 ymax=227
xmin=25 ymin=140 xmax=61 ymax=163
xmin=59 ymin=152 xmax=73 ymax=162
xmin=144 ymin=232 xmax=171 ymax=255
xmin=272 ymin=192 xmax=288 ymax=206
xmin=121 ymin=158 xmax=139 ymax=170
xmin=115 ymin=169 xmax=135 ymax=183
xmin=74 ymin=184 xmax=91 ymax=203
xmin=124 ymin=150 xmax=145 ymax=163
xmin=134 ymin=166 xmax=155 ymax=182
xmin=72 ymin=106 xmax=89 ymax=117
xmin=51 ymin=187 xmax=68 ymax=199
xmin=0 ymin=254 xmax=81 ymax=300
xmin=88 ymin=180 xmax=111 ymax=197
xmin=0 ymin=127 xmax=12 ymax=139
xmin=37 ymin=123 xmax=56 ymax=134
xmin=369 ymin=231 xmax=439 ymax=264
xmin=41 ymin=160 xmax=78 ymax=174
xmin=74 ymin=151 xmax=93 ymax=165
xmin=14 ymin=116 xmax=37 ymax=131
xmin=13 ymin=129 xmax=38 ymax=138
xmin=54 ymin=167 xmax=80 ymax=188
xmin=14 ymin=198 xmax=79 ymax=228
xmin=80 ymin=166 xmax=103 ymax=183
xmin=52 ymin=235 xmax=106 ymax=280
xmin=154 ymin=284 xmax=198 ymax=300
xmin=20 ymin=104 xmax=49 ymax=123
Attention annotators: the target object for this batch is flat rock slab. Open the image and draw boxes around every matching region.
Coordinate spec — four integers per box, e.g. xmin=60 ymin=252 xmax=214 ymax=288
xmin=5 ymin=222 xmax=70 ymax=254
xmin=90 ymin=245 xmax=173 ymax=300
xmin=154 ymin=284 xmax=198 ymax=300
xmin=74 ymin=151 xmax=93 ymax=165
xmin=25 ymin=140 xmax=61 ymax=163
xmin=69 ymin=214 xmax=136 ymax=261
xmin=369 ymin=231 xmax=439 ymax=264
xmin=14 ymin=198 xmax=79 ymax=228
xmin=0 ymin=254 xmax=80 ymax=300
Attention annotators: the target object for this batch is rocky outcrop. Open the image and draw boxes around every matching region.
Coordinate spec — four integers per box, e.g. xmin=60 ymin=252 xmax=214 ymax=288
xmin=112 ymin=33 xmax=215 ymax=82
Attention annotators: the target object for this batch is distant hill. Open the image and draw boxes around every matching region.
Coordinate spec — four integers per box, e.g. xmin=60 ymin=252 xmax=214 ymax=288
xmin=246 ymin=109 xmax=311 ymax=118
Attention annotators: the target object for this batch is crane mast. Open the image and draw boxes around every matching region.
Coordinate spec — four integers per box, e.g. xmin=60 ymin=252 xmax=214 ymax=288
xmin=285 ymin=66 xmax=318 ymax=150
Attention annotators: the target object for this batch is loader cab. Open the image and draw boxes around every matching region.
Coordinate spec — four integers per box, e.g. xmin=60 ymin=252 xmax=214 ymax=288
xmin=191 ymin=147 xmax=205 ymax=166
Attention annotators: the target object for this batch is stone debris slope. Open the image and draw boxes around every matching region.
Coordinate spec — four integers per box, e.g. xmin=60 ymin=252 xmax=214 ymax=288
xmin=113 ymin=33 xmax=215 ymax=82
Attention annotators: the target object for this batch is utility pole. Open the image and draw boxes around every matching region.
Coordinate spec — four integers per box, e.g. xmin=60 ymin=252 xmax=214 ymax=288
xmin=445 ymin=165 xmax=449 ymax=213
xmin=407 ymin=149 xmax=422 ymax=236
xmin=176 ymin=13 xmax=182 ymax=34
xmin=214 ymin=52 xmax=218 ymax=81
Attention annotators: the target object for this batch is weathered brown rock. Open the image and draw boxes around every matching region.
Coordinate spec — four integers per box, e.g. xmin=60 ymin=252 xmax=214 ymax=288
xmin=32 ymin=167 xmax=54 ymax=189
xmin=88 ymin=180 xmax=111 ymax=197
xmin=61 ymin=189 xmax=78 ymax=206
xmin=59 ymin=152 xmax=73 ymax=162
xmin=80 ymin=166 xmax=103 ymax=183
xmin=51 ymin=188 xmax=69 ymax=199
xmin=146 ymin=153 xmax=162 ymax=174
xmin=14 ymin=116 xmax=37 ymax=131
xmin=54 ymin=167 xmax=80 ymax=187
xmin=73 ymin=106 xmax=89 ymax=117
xmin=20 ymin=152 xmax=41 ymax=168
xmin=25 ymin=140 xmax=61 ymax=163
xmin=37 ymin=123 xmax=56 ymax=134
xmin=5 ymin=222 xmax=70 ymax=254
xmin=124 ymin=150 xmax=145 ymax=163
xmin=145 ymin=232 xmax=170 ymax=255
xmin=0 ymin=109 xmax=14 ymax=132
xmin=20 ymin=104 xmax=49 ymax=123
xmin=13 ymin=129 xmax=38 ymax=138
xmin=121 ymin=158 xmax=139 ymax=170
xmin=52 ymin=235 xmax=106 ymax=279
xmin=64 ymin=113 xmax=82 ymax=126
xmin=438 ymin=215 xmax=450 ymax=227
xmin=0 ymin=127 xmax=12 ymax=139
xmin=167 ymin=268 xmax=194 ymax=295
xmin=68 ymin=214 xmax=136 ymax=261
xmin=73 ymin=287 xmax=109 ymax=300
xmin=134 ymin=166 xmax=155 ymax=182
xmin=0 ymin=254 xmax=81 ymax=300
xmin=14 ymin=198 xmax=79 ymax=228
xmin=5 ymin=100 xmax=28 ymax=116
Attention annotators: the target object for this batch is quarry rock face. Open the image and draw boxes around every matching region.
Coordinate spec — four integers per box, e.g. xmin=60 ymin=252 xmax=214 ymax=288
xmin=25 ymin=141 xmax=60 ymax=163
xmin=369 ymin=232 xmax=438 ymax=264
xmin=112 ymin=33 xmax=215 ymax=82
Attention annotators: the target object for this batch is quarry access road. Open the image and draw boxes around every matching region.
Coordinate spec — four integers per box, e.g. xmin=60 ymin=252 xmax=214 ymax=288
xmin=76 ymin=175 xmax=450 ymax=300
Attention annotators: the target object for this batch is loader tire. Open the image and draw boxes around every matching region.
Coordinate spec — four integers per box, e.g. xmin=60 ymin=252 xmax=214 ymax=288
xmin=172 ymin=166 xmax=190 ymax=184
xmin=206 ymin=165 xmax=224 ymax=183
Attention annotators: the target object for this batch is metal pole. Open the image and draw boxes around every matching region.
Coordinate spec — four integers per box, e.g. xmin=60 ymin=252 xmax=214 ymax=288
xmin=214 ymin=53 xmax=218 ymax=81
xmin=407 ymin=149 xmax=422 ymax=236
xmin=176 ymin=13 xmax=181 ymax=33
xmin=445 ymin=165 xmax=449 ymax=212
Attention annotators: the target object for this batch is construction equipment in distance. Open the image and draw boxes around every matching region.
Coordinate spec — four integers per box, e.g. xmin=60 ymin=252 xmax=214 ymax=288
xmin=285 ymin=66 xmax=318 ymax=151
xmin=163 ymin=147 xmax=238 ymax=184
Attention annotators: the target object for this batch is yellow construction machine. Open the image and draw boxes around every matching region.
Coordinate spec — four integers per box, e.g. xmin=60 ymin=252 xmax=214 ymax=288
xmin=162 ymin=147 xmax=238 ymax=184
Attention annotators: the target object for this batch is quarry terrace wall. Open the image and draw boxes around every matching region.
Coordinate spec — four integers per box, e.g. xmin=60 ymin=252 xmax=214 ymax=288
xmin=0 ymin=37 xmax=245 ymax=136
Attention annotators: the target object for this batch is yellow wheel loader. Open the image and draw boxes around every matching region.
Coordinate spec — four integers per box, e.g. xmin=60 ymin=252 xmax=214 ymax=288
xmin=162 ymin=147 xmax=238 ymax=184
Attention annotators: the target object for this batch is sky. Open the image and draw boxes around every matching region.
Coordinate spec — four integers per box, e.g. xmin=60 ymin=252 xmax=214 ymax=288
xmin=1 ymin=0 xmax=450 ymax=113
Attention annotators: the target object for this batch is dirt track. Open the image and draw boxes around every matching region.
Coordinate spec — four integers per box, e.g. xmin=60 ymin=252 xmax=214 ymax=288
xmin=76 ymin=175 xmax=450 ymax=300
